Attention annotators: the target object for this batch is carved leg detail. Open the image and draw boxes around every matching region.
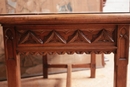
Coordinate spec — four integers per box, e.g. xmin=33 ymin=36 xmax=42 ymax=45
xmin=114 ymin=25 xmax=129 ymax=87
xmin=3 ymin=27 xmax=21 ymax=87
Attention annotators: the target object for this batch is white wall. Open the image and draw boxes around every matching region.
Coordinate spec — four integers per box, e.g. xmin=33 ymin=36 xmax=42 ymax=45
xmin=103 ymin=0 xmax=129 ymax=12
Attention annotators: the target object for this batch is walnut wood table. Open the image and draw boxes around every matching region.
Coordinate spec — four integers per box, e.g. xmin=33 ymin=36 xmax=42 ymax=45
xmin=0 ymin=13 xmax=129 ymax=87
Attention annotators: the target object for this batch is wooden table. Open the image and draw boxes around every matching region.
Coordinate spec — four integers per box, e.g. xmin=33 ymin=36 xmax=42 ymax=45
xmin=0 ymin=13 xmax=129 ymax=87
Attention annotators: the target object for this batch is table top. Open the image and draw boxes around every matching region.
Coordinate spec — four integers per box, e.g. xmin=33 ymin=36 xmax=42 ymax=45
xmin=0 ymin=13 xmax=130 ymax=24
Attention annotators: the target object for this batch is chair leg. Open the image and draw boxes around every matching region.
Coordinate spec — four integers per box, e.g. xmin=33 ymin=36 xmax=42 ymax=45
xmin=43 ymin=55 xmax=48 ymax=78
xmin=66 ymin=64 xmax=72 ymax=87
xmin=90 ymin=53 xmax=96 ymax=78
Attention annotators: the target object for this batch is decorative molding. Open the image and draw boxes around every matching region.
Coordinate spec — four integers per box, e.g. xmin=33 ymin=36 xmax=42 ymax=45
xmin=17 ymin=29 xmax=115 ymax=45
xmin=5 ymin=28 xmax=14 ymax=40
xmin=103 ymin=0 xmax=107 ymax=7
xmin=118 ymin=25 xmax=129 ymax=60
xmin=18 ymin=50 xmax=115 ymax=55
xmin=93 ymin=29 xmax=114 ymax=43
xmin=44 ymin=30 xmax=66 ymax=44
xmin=119 ymin=26 xmax=129 ymax=39
xmin=5 ymin=28 xmax=15 ymax=60
xmin=68 ymin=30 xmax=91 ymax=43
xmin=19 ymin=30 xmax=43 ymax=44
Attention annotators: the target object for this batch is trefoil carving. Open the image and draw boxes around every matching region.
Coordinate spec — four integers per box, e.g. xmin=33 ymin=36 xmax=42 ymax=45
xmin=119 ymin=27 xmax=129 ymax=40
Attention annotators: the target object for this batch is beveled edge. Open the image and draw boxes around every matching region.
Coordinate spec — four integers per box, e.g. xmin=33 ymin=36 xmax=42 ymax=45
xmin=0 ymin=13 xmax=130 ymax=24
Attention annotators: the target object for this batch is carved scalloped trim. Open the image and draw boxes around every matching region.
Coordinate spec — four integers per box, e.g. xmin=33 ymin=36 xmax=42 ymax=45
xmin=18 ymin=50 xmax=115 ymax=55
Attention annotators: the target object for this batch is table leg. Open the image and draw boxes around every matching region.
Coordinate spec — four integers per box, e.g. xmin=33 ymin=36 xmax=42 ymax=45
xmin=43 ymin=55 xmax=48 ymax=78
xmin=114 ymin=54 xmax=128 ymax=87
xmin=90 ymin=53 xmax=96 ymax=78
xmin=114 ymin=25 xmax=129 ymax=87
xmin=66 ymin=64 xmax=72 ymax=87
xmin=5 ymin=55 xmax=21 ymax=87
xmin=3 ymin=27 xmax=21 ymax=87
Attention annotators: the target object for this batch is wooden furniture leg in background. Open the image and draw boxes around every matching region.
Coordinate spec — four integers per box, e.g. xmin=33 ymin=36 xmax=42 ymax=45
xmin=90 ymin=53 xmax=96 ymax=78
xmin=43 ymin=55 xmax=48 ymax=78
xmin=102 ymin=53 xmax=105 ymax=67
xmin=66 ymin=64 xmax=72 ymax=87
xmin=43 ymin=54 xmax=97 ymax=79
